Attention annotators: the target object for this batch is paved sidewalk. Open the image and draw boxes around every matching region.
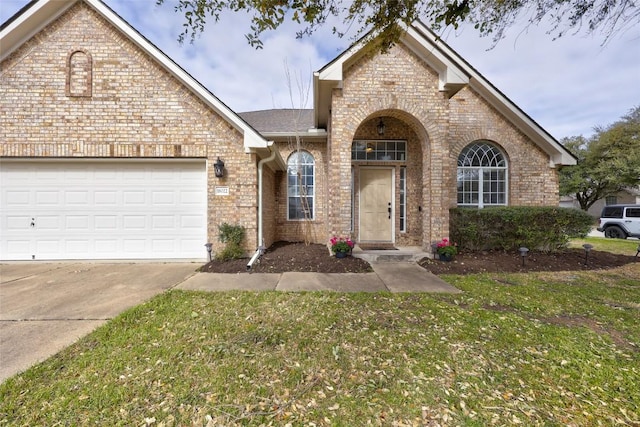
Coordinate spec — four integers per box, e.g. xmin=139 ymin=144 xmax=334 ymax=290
xmin=177 ymin=262 xmax=460 ymax=293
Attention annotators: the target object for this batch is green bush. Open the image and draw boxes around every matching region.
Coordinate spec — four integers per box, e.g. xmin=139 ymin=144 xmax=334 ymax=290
xmin=216 ymin=223 xmax=246 ymax=261
xmin=450 ymin=207 xmax=594 ymax=252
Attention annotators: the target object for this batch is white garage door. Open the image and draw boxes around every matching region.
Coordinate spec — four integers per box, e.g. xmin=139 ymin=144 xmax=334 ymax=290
xmin=0 ymin=160 xmax=207 ymax=260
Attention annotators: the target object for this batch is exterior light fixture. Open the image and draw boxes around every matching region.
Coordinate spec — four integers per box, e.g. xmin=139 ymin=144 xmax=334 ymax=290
xmin=518 ymin=247 xmax=529 ymax=267
xmin=213 ymin=157 xmax=225 ymax=178
xmin=204 ymin=242 xmax=213 ymax=261
xmin=431 ymin=242 xmax=439 ymax=258
xmin=582 ymin=243 xmax=594 ymax=265
xmin=377 ymin=118 xmax=385 ymax=136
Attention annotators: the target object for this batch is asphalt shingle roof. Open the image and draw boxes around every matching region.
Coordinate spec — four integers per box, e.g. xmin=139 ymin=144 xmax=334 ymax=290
xmin=239 ymin=109 xmax=314 ymax=133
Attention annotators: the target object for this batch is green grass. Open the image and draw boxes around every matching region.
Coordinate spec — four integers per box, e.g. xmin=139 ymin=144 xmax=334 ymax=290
xmin=1 ymin=263 xmax=639 ymax=425
xmin=569 ymin=235 xmax=640 ymax=255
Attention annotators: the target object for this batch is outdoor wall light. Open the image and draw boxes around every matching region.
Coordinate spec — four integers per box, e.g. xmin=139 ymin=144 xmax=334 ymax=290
xmin=377 ymin=118 xmax=385 ymax=136
xmin=518 ymin=247 xmax=529 ymax=266
xmin=214 ymin=157 xmax=225 ymax=178
xmin=582 ymin=243 xmax=594 ymax=265
xmin=204 ymin=242 xmax=213 ymax=261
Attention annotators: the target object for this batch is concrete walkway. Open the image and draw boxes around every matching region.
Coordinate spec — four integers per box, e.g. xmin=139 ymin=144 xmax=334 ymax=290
xmin=177 ymin=262 xmax=460 ymax=294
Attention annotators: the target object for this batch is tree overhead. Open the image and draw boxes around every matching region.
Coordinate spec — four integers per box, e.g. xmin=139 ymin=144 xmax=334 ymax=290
xmin=156 ymin=0 xmax=639 ymax=50
xmin=559 ymin=106 xmax=640 ymax=211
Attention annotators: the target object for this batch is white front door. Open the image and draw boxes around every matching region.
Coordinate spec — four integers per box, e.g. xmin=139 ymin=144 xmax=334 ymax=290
xmin=359 ymin=168 xmax=393 ymax=242
xmin=0 ymin=160 xmax=207 ymax=260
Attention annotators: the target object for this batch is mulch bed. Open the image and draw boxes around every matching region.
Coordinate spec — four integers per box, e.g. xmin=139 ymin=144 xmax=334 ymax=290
xmin=199 ymin=241 xmax=373 ymax=274
xmin=200 ymin=241 xmax=639 ymax=275
xmin=418 ymin=249 xmax=639 ymax=275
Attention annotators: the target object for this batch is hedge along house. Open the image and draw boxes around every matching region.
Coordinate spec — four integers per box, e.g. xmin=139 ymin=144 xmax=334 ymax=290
xmin=0 ymin=0 xmax=576 ymax=261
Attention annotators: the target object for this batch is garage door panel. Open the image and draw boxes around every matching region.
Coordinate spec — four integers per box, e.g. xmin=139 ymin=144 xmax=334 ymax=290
xmin=66 ymin=240 xmax=90 ymax=254
xmin=1 ymin=161 xmax=207 ymax=260
xmin=152 ymin=239 xmax=176 ymax=253
xmin=37 ymin=240 xmax=60 ymax=254
xmin=6 ymin=216 xmax=31 ymax=231
xmin=65 ymin=191 xmax=89 ymax=205
xmin=6 ymin=191 xmax=30 ymax=205
xmin=152 ymin=191 xmax=174 ymax=204
xmin=152 ymin=215 xmax=175 ymax=229
xmin=7 ymin=240 xmax=31 ymax=256
xmin=94 ymin=191 xmax=117 ymax=205
xmin=95 ymin=240 xmax=118 ymax=254
xmin=180 ymin=215 xmax=205 ymax=228
xmin=181 ymin=191 xmax=203 ymax=204
xmin=124 ymin=191 xmax=146 ymax=205
xmin=123 ymin=215 xmax=146 ymax=230
xmin=123 ymin=239 xmax=146 ymax=254
xmin=36 ymin=191 xmax=59 ymax=204
xmin=66 ymin=215 xmax=89 ymax=230
xmin=95 ymin=215 xmax=118 ymax=230
xmin=38 ymin=216 xmax=60 ymax=230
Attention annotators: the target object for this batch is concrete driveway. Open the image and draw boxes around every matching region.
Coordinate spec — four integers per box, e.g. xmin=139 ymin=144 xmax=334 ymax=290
xmin=0 ymin=262 xmax=197 ymax=383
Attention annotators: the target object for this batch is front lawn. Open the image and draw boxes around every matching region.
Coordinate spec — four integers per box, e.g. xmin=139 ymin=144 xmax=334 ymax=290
xmin=569 ymin=235 xmax=640 ymax=255
xmin=1 ymin=267 xmax=638 ymax=425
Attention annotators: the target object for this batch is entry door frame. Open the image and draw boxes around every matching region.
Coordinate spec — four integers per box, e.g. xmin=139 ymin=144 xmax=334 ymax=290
xmin=358 ymin=166 xmax=395 ymax=243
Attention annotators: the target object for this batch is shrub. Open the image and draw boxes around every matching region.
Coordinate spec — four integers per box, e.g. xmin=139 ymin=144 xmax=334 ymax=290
xmin=216 ymin=223 xmax=246 ymax=261
xmin=450 ymin=207 xmax=594 ymax=252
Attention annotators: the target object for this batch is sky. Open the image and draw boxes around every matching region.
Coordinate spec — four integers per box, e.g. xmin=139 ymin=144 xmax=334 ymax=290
xmin=1 ymin=0 xmax=639 ymax=140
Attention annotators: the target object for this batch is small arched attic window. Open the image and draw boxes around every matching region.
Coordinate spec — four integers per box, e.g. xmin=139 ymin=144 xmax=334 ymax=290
xmin=66 ymin=49 xmax=92 ymax=97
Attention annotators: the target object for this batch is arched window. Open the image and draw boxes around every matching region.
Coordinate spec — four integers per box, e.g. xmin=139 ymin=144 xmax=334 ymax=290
xmin=457 ymin=141 xmax=507 ymax=208
xmin=287 ymin=151 xmax=315 ymax=220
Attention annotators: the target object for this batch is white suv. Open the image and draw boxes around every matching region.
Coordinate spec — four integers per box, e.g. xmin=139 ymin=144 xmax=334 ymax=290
xmin=597 ymin=204 xmax=640 ymax=239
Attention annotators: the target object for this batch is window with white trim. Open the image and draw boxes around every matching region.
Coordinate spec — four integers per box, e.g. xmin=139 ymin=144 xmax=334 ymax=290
xmin=399 ymin=166 xmax=407 ymax=232
xmin=457 ymin=142 xmax=507 ymax=208
xmin=352 ymin=140 xmax=406 ymax=161
xmin=287 ymin=151 xmax=315 ymax=220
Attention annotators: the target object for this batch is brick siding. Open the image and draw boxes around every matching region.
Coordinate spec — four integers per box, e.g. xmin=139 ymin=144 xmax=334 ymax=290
xmin=326 ymin=43 xmax=560 ymax=248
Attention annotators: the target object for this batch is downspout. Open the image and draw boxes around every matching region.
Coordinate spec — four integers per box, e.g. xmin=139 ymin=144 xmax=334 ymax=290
xmin=247 ymin=144 xmax=277 ymax=270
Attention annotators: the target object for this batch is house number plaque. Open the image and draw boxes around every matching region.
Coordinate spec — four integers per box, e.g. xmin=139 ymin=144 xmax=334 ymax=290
xmin=215 ymin=186 xmax=230 ymax=196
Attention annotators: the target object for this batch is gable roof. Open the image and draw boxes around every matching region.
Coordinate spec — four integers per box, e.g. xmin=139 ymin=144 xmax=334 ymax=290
xmin=0 ymin=0 xmax=283 ymax=166
xmin=314 ymin=21 xmax=576 ymax=167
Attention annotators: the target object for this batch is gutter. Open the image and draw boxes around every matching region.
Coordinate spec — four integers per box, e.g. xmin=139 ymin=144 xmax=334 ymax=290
xmin=246 ymin=144 xmax=277 ymax=270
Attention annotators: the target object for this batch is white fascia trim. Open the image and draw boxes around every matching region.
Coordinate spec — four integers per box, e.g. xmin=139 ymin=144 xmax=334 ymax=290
xmin=316 ymin=41 xmax=363 ymax=83
xmin=403 ymin=25 xmax=469 ymax=95
xmin=1 ymin=0 xmax=76 ymax=62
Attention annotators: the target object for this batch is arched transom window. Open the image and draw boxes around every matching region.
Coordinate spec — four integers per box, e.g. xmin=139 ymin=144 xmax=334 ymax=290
xmin=457 ymin=141 xmax=508 ymax=208
xmin=287 ymin=151 xmax=315 ymax=220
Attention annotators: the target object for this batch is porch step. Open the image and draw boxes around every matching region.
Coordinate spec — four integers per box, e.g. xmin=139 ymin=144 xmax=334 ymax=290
xmin=352 ymin=245 xmax=432 ymax=263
